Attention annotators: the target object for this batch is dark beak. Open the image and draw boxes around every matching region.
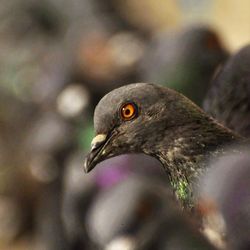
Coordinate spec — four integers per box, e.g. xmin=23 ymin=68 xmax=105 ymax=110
xmin=84 ymin=134 xmax=108 ymax=173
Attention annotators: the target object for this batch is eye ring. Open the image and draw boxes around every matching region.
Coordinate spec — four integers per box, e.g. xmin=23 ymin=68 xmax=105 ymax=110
xmin=120 ymin=102 xmax=138 ymax=121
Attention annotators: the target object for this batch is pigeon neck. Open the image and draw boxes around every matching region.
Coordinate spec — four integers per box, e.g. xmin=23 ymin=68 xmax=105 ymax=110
xmin=155 ymin=119 xmax=240 ymax=208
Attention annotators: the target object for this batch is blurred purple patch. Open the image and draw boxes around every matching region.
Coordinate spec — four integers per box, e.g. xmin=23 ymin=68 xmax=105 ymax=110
xmin=94 ymin=154 xmax=166 ymax=188
xmin=95 ymin=165 xmax=131 ymax=188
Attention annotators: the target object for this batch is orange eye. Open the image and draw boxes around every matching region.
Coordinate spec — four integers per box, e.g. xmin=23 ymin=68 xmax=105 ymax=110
xmin=120 ymin=102 xmax=138 ymax=121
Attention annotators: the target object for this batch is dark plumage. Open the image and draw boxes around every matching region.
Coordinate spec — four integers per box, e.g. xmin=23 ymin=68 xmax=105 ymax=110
xmin=197 ymin=148 xmax=250 ymax=250
xmin=139 ymin=26 xmax=228 ymax=105
xmin=84 ymin=83 xmax=241 ymax=206
xmin=203 ymin=44 xmax=250 ymax=137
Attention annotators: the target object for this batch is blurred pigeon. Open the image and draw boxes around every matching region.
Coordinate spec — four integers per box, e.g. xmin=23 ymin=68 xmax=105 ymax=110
xmin=62 ymin=153 xmax=166 ymax=249
xmin=196 ymin=149 xmax=250 ymax=250
xmin=139 ymin=26 xmax=228 ymax=105
xmin=203 ymin=44 xmax=250 ymax=138
xmin=87 ymin=175 xmax=217 ymax=250
xmin=84 ymin=83 xmax=242 ymax=207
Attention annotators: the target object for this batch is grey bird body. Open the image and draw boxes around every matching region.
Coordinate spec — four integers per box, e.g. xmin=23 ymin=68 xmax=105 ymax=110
xmin=203 ymin=44 xmax=250 ymax=138
xmin=197 ymin=149 xmax=250 ymax=250
xmin=84 ymin=83 xmax=241 ymax=207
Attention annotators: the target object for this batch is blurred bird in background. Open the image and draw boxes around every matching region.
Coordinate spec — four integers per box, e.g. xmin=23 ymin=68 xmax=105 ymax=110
xmin=203 ymin=44 xmax=250 ymax=138
xmin=138 ymin=26 xmax=228 ymax=106
xmin=200 ymin=44 xmax=250 ymax=249
xmin=62 ymin=154 xmax=166 ymax=249
xmin=197 ymin=148 xmax=250 ymax=250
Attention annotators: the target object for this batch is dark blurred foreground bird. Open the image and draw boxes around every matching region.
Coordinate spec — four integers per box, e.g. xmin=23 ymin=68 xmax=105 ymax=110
xmin=87 ymin=175 xmax=217 ymax=250
xmin=62 ymin=153 xmax=166 ymax=249
xmin=203 ymin=44 xmax=250 ymax=138
xmin=84 ymin=83 xmax=242 ymax=207
xmin=139 ymin=26 xmax=228 ymax=105
xmin=196 ymin=148 xmax=250 ymax=250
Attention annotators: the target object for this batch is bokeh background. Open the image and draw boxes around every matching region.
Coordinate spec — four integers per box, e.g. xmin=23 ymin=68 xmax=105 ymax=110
xmin=1 ymin=0 xmax=250 ymax=249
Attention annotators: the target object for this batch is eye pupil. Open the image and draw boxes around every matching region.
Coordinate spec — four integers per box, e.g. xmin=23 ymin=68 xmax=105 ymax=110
xmin=125 ymin=109 xmax=131 ymax=115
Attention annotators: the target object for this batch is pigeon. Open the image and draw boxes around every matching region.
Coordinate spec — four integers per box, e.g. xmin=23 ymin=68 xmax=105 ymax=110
xmin=139 ymin=26 xmax=228 ymax=105
xmin=196 ymin=148 xmax=250 ymax=250
xmin=87 ymin=175 xmax=217 ymax=250
xmin=62 ymin=152 xmax=166 ymax=249
xmin=203 ymin=44 xmax=250 ymax=138
xmin=84 ymin=83 xmax=242 ymax=207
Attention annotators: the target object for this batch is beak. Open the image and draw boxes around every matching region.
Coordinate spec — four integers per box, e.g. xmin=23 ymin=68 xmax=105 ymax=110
xmin=84 ymin=134 xmax=108 ymax=173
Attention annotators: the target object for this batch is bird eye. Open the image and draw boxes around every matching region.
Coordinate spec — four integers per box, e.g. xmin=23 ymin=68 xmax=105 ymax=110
xmin=120 ymin=102 xmax=138 ymax=121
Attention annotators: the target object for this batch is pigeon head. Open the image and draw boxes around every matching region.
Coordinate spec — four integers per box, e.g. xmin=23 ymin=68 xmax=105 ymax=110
xmin=85 ymin=83 xmax=200 ymax=173
xmin=84 ymin=83 xmax=238 ymax=175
